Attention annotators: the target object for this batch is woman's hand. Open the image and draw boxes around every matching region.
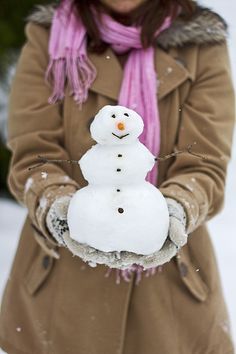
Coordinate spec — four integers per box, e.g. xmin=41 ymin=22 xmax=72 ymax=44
xmin=48 ymin=195 xmax=188 ymax=270
xmin=46 ymin=195 xmax=72 ymax=246
xmin=166 ymin=197 xmax=188 ymax=249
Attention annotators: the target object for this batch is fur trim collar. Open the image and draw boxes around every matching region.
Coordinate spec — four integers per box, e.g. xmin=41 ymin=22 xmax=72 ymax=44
xmin=27 ymin=3 xmax=228 ymax=48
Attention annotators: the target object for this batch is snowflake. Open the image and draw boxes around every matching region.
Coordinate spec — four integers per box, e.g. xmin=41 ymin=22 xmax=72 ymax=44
xmin=24 ymin=177 xmax=33 ymax=193
xmin=41 ymin=172 xmax=48 ymax=179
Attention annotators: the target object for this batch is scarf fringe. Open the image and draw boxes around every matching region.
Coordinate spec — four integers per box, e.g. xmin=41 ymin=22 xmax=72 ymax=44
xmin=105 ymin=265 xmax=163 ymax=285
xmin=46 ymin=58 xmax=66 ymax=104
xmin=46 ymin=53 xmax=97 ymax=105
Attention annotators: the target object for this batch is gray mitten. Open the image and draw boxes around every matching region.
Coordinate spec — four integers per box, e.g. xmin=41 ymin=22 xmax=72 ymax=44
xmin=46 ymin=195 xmax=188 ymax=270
xmin=46 ymin=195 xmax=72 ymax=246
xmin=166 ymin=197 xmax=188 ymax=249
xmin=62 ymin=197 xmax=188 ymax=270
xmin=63 ymin=232 xmax=177 ymax=270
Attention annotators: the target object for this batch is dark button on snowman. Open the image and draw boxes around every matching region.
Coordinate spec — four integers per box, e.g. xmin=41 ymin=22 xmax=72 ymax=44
xmin=67 ymin=105 xmax=169 ymax=255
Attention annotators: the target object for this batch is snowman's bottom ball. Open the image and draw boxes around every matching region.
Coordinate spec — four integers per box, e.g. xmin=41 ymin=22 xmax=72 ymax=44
xmin=67 ymin=183 xmax=169 ymax=255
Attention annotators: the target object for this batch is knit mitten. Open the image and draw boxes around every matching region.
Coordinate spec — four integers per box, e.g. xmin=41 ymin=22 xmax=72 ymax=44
xmin=45 ymin=196 xmax=188 ymax=269
xmin=165 ymin=197 xmax=188 ymax=249
xmin=61 ymin=197 xmax=188 ymax=269
xmin=46 ymin=195 xmax=73 ymax=246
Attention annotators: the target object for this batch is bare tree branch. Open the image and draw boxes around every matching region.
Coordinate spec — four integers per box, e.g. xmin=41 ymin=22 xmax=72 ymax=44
xmin=28 ymin=155 xmax=79 ymax=171
xmin=155 ymin=143 xmax=207 ymax=162
xmin=28 ymin=143 xmax=207 ymax=171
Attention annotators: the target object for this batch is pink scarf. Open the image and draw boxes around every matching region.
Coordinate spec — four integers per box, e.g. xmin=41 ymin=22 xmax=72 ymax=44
xmin=47 ymin=0 xmax=172 ymax=185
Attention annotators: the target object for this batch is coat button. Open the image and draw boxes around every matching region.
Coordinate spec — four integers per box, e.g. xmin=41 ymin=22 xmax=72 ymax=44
xmin=179 ymin=262 xmax=188 ymax=277
xmin=42 ymin=255 xmax=51 ymax=269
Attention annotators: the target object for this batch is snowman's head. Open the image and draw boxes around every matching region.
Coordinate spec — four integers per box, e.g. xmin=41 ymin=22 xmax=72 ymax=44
xmin=90 ymin=105 xmax=144 ymax=145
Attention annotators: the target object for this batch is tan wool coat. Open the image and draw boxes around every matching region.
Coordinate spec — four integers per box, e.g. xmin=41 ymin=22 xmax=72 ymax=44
xmin=0 ymin=4 xmax=235 ymax=354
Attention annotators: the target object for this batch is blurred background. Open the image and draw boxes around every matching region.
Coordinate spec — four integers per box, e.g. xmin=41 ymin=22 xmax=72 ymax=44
xmin=0 ymin=0 xmax=235 ymax=352
xmin=0 ymin=0 xmax=48 ymax=195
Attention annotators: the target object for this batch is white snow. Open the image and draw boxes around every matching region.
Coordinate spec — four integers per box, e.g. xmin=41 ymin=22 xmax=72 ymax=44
xmin=68 ymin=182 xmax=169 ymax=254
xmin=63 ymin=175 xmax=70 ymax=182
xmin=90 ymin=105 xmax=144 ymax=145
xmin=24 ymin=176 xmax=33 ymax=193
xmin=79 ymin=140 xmax=155 ymax=185
xmin=208 ymin=131 xmax=236 ymax=340
xmin=0 ymin=1 xmax=235 ymax=353
xmin=39 ymin=196 xmax=48 ymax=210
xmin=0 ymin=200 xmax=27 ymax=301
xmin=41 ymin=171 xmax=48 ymax=179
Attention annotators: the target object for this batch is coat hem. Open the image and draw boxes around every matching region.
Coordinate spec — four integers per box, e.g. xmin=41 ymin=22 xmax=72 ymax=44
xmin=0 ymin=336 xmax=31 ymax=354
xmin=1 ymin=336 xmax=234 ymax=354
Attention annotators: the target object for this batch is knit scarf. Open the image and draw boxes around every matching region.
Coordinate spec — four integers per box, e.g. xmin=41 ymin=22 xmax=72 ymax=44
xmin=47 ymin=0 xmax=173 ymax=283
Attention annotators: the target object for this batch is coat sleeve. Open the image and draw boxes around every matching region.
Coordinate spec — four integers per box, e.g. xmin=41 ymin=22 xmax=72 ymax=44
xmin=159 ymin=41 xmax=235 ymax=234
xmin=7 ymin=22 xmax=79 ymax=242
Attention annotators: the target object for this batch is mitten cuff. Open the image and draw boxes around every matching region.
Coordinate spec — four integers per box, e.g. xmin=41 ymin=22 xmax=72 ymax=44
xmin=23 ymin=172 xmax=78 ymax=244
xmin=165 ymin=197 xmax=187 ymax=229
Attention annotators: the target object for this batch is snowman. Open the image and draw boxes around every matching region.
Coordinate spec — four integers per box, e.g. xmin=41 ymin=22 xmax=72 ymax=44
xmin=67 ymin=105 xmax=170 ymax=257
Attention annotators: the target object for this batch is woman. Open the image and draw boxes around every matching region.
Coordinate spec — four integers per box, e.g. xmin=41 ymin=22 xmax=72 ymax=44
xmin=0 ymin=0 xmax=235 ymax=353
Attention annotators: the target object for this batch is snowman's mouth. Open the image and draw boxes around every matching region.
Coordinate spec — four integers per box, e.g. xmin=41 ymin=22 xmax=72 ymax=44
xmin=112 ymin=132 xmax=130 ymax=140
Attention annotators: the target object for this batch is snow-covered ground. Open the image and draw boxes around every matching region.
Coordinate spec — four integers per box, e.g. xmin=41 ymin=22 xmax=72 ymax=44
xmin=0 ymin=201 xmax=27 ymax=299
xmin=208 ymin=132 xmax=236 ymax=338
xmin=0 ymin=1 xmax=235 ymax=353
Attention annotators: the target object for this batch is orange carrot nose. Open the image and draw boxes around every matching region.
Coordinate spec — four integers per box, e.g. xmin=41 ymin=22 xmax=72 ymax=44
xmin=117 ymin=122 xmax=125 ymax=131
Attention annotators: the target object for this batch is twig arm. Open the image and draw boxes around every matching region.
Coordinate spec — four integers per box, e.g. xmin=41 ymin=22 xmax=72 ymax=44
xmin=28 ymin=143 xmax=207 ymax=171
xmin=155 ymin=143 xmax=207 ymax=162
xmin=28 ymin=155 xmax=79 ymax=171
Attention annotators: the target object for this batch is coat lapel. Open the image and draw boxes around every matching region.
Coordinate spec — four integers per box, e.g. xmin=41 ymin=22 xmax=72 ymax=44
xmin=88 ymin=48 xmax=123 ymax=101
xmin=155 ymin=47 xmax=193 ymax=100
xmin=88 ymin=46 xmax=193 ymax=102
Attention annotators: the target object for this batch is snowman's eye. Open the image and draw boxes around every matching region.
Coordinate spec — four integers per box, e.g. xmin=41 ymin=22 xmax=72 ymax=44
xmin=111 ymin=114 xmax=116 ymax=118
xmin=124 ymin=113 xmax=129 ymax=117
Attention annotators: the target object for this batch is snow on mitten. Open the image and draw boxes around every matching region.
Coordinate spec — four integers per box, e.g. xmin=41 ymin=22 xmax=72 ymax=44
xmin=60 ymin=198 xmax=187 ymax=271
xmin=165 ymin=197 xmax=188 ymax=249
xmin=46 ymin=195 xmax=73 ymax=246
xmin=35 ymin=183 xmax=77 ymax=247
